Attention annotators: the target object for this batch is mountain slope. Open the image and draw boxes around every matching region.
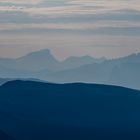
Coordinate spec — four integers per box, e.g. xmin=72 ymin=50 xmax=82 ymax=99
xmin=0 ymin=50 xmax=140 ymax=90
xmin=0 ymin=49 xmax=59 ymax=72
xmin=60 ymin=55 xmax=105 ymax=70
xmin=0 ymin=80 xmax=140 ymax=140
xmin=0 ymin=49 xmax=103 ymax=72
xmin=45 ymin=53 xmax=140 ymax=90
xmin=16 ymin=49 xmax=59 ymax=71
xmin=0 ymin=130 xmax=13 ymax=140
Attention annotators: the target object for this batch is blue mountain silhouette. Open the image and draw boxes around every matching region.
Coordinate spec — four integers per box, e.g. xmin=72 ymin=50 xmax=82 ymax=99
xmin=0 ymin=130 xmax=13 ymax=140
xmin=0 ymin=49 xmax=140 ymax=89
xmin=0 ymin=49 xmax=102 ymax=72
xmin=0 ymin=80 xmax=140 ymax=140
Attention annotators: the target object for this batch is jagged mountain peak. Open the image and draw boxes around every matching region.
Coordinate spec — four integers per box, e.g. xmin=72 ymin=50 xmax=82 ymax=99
xmin=18 ymin=49 xmax=56 ymax=60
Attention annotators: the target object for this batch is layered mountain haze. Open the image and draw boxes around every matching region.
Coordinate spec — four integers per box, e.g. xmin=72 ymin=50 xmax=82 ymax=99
xmin=0 ymin=49 xmax=104 ymax=71
xmin=0 ymin=0 xmax=139 ymax=140
xmin=0 ymin=49 xmax=139 ymax=90
xmin=0 ymin=49 xmax=105 ymax=74
xmin=62 ymin=55 xmax=106 ymax=70
xmin=47 ymin=52 xmax=140 ymax=91
xmin=16 ymin=49 xmax=59 ymax=71
xmin=0 ymin=49 xmax=57 ymax=72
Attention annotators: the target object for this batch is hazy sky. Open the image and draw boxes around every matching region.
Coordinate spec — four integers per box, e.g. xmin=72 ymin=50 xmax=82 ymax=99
xmin=0 ymin=0 xmax=140 ymax=60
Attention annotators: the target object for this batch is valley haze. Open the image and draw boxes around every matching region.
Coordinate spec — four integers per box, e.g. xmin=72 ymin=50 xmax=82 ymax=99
xmin=0 ymin=49 xmax=140 ymax=90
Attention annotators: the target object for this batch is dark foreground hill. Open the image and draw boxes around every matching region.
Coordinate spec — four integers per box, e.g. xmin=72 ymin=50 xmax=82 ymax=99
xmin=0 ymin=81 xmax=140 ymax=140
xmin=0 ymin=130 xmax=13 ymax=140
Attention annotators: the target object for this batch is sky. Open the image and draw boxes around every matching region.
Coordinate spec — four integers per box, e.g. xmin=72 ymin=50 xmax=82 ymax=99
xmin=0 ymin=0 xmax=140 ymax=60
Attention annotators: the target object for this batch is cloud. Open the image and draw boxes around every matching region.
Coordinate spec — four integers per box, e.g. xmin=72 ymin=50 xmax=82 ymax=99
xmin=0 ymin=0 xmax=140 ymax=16
xmin=0 ymin=33 xmax=140 ymax=59
xmin=0 ymin=0 xmax=42 ymax=4
xmin=0 ymin=20 xmax=140 ymax=31
xmin=0 ymin=0 xmax=140 ymax=59
xmin=0 ymin=1 xmax=139 ymax=36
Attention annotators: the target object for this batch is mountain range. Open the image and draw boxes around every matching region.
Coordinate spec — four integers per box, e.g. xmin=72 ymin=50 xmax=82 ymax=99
xmin=0 ymin=80 xmax=140 ymax=140
xmin=0 ymin=49 xmax=139 ymax=90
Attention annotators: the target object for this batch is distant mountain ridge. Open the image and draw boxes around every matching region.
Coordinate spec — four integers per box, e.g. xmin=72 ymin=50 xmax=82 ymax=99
xmin=45 ymin=54 xmax=140 ymax=89
xmin=0 ymin=49 xmax=140 ymax=90
xmin=61 ymin=55 xmax=105 ymax=70
xmin=0 ymin=49 xmax=104 ymax=72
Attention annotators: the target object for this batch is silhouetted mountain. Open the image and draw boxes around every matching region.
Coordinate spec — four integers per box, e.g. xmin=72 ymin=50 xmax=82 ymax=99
xmin=0 ymin=49 xmax=140 ymax=89
xmin=109 ymin=62 xmax=140 ymax=89
xmin=0 ymin=78 xmax=45 ymax=86
xmin=0 ymin=49 xmax=103 ymax=74
xmin=0 ymin=78 xmax=11 ymax=85
xmin=44 ymin=53 xmax=140 ymax=90
xmin=111 ymin=53 xmax=140 ymax=63
xmin=0 ymin=49 xmax=58 ymax=72
xmin=0 ymin=80 xmax=140 ymax=140
xmin=60 ymin=55 xmax=105 ymax=70
xmin=0 ymin=64 xmax=35 ymax=78
xmin=0 ymin=49 xmax=58 ymax=80
xmin=0 ymin=130 xmax=13 ymax=140
xmin=16 ymin=49 xmax=59 ymax=71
